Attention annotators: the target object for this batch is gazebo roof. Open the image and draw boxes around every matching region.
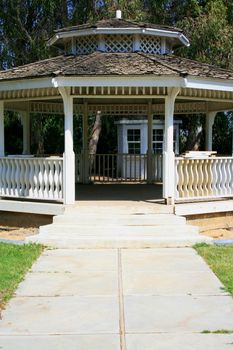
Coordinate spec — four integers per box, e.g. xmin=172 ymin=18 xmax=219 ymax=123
xmin=53 ymin=19 xmax=184 ymax=34
xmin=47 ymin=17 xmax=189 ymax=48
xmin=0 ymin=52 xmax=233 ymax=82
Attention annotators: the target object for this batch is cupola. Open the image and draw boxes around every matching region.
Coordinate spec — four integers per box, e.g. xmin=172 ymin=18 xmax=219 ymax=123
xmin=47 ymin=11 xmax=190 ymax=56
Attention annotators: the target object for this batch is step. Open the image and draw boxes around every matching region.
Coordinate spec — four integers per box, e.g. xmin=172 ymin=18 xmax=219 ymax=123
xmin=39 ymin=224 xmax=199 ymax=236
xmin=53 ymin=213 xmax=186 ymax=225
xmin=65 ymin=205 xmax=173 ymax=215
xmin=27 ymin=233 xmax=212 ymax=248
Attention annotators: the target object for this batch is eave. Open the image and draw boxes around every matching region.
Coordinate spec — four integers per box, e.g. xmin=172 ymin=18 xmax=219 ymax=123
xmin=47 ymin=27 xmax=190 ymax=48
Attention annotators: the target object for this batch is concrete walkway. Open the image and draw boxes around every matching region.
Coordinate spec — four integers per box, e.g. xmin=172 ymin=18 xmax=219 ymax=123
xmin=0 ymin=247 xmax=233 ymax=349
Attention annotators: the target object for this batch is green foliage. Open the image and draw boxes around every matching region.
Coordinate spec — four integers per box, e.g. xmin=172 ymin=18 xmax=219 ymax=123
xmin=213 ymin=113 xmax=233 ymax=155
xmin=0 ymin=243 xmax=43 ymax=306
xmin=4 ymin=112 xmax=23 ymax=155
xmin=177 ymin=0 xmax=233 ymax=69
xmin=194 ymin=244 xmax=233 ymax=295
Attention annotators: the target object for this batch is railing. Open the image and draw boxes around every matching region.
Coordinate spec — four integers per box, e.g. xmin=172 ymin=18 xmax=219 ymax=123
xmin=0 ymin=156 xmax=63 ymax=201
xmin=76 ymin=153 xmax=163 ymax=183
xmin=175 ymin=156 xmax=233 ymax=200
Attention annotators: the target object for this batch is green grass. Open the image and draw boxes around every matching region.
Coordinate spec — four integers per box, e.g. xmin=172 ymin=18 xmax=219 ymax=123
xmin=201 ymin=329 xmax=233 ymax=334
xmin=194 ymin=243 xmax=233 ymax=296
xmin=0 ymin=243 xmax=43 ymax=307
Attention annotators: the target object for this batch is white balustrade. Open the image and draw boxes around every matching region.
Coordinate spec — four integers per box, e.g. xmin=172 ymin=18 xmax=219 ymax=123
xmin=175 ymin=157 xmax=233 ymax=200
xmin=0 ymin=157 xmax=63 ymax=201
xmin=76 ymin=153 xmax=163 ymax=183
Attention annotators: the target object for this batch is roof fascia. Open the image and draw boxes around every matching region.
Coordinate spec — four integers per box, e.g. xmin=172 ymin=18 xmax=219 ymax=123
xmin=184 ymin=77 xmax=233 ymax=92
xmin=0 ymin=78 xmax=53 ymax=91
xmin=52 ymin=76 xmax=185 ymax=88
xmin=47 ymin=27 xmax=189 ymax=47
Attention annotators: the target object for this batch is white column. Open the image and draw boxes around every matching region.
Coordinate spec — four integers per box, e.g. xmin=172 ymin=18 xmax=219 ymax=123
xmin=205 ymin=112 xmax=217 ymax=151
xmin=0 ymin=101 xmax=5 ymax=156
xmin=163 ymin=88 xmax=180 ymax=205
xmin=59 ymin=87 xmax=75 ymax=204
xmin=147 ymin=101 xmax=153 ymax=184
xmin=82 ymin=101 xmax=89 ymax=184
xmin=22 ymin=111 xmax=31 ymax=155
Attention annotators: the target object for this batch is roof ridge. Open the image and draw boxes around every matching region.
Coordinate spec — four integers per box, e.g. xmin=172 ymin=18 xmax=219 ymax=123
xmin=137 ymin=52 xmax=188 ymax=76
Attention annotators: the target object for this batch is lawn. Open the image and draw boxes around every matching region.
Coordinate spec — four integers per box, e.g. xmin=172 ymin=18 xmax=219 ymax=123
xmin=194 ymin=244 xmax=233 ymax=296
xmin=0 ymin=242 xmax=43 ymax=308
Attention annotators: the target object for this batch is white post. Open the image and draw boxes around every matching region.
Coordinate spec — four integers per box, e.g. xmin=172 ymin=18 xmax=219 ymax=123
xmin=83 ymin=101 xmax=89 ymax=184
xmin=205 ymin=112 xmax=217 ymax=151
xmin=22 ymin=111 xmax=31 ymax=155
xmin=59 ymin=87 xmax=75 ymax=204
xmin=147 ymin=101 xmax=153 ymax=184
xmin=0 ymin=101 xmax=5 ymax=156
xmin=163 ymin=87 xmax=180 ymax=205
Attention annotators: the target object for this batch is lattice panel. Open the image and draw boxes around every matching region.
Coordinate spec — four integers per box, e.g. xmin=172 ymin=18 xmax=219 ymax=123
xmin=105 ymin=35 xmax=133 ymax=52
xmin=76 ymin=36 xmax=98 ymax=55
xmin=140 ymin=36 xmax=161 ymax=54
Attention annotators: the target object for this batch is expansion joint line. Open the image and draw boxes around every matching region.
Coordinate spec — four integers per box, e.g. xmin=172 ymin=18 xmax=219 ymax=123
xmin=118 ymin=249 xmax=126 ymax=350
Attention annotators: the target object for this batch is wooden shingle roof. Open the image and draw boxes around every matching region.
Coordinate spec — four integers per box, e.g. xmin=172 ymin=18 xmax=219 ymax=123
xmin=0 ymin=52 xmax=233 ymax=82
xmin=54 ymin=19 xmax=183 ymax=34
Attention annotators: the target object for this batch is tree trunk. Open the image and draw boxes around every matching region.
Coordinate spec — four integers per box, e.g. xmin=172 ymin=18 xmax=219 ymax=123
xmin=186 ymin=117 xmax=203 ymax=151
xmin=89 ymin=111 xmax=102 ymax=154
xmin=89 ymin=111 xmax=102 ymax=166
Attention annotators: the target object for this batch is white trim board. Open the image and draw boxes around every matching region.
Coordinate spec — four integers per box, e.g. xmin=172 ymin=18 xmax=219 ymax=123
xmin=0 ymin=200 xmax=65 ymax=215
xmin=175 ymin=200 xmax=233 ymax=216
xmin=0 ymin=75 xmax=232 ymax=93
xmin=48 ymin=28 xmax=189 ymax=47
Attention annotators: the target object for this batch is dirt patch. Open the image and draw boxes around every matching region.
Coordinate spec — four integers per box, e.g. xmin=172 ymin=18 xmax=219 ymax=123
xmin=0 ymin=226 xmax=39 ymax=241
xmin=0 ymin=212 xmax=53 ymax=228
xmin=0 ymin=212 xmax=53 ymax=241
xmin=186 ymin=212 xmax=233 ymax=240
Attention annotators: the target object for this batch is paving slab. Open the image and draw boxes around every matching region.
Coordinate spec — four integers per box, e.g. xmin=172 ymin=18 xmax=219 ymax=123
xmin=121 ymin=248 xmax=210 ymax=272
xmin=122 ymin=270 xmax=227 ymax=296
xmin=0 ymin=335 xmax=120 ymax=350
xmin=0 ymin=296 xmax=119 ymax=335
xmin=124 ymin=295 xmax=233 ymax=333
xmin=1 ymin=246 xmax=233 ymax=350
xmin=126 ymin=334 xmax=233 ymax=350
xmin=31 ymin=249 xmax=118 ymax=272
xmin=16 ymin=270 xmax=118 ymax=297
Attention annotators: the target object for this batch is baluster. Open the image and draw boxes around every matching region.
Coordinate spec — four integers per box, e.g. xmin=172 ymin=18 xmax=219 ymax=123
xmin=19 ymin=158 xmax=25 ymax=197
xmin=52 ymin=159 xmax=59 ymax=199
xmin=34 ymin=159 xmax=40 ymax=198
xmin=183 ymin=160 xmax=189 ymax=197
xmin=212 ymin=158 xmax=218 ymax=196
xmin=10 ymin=159 xmax=15 ymax=196
xmin=217 ymin=159 xmax=223 ymax=196
xmin=1 ymin=159 xmax=5 ymax=196
xmin=229 ymin=159 xmax=233 ymax=195
xmin=48 ymin=160 xmax=54 ymax=199
xmin=222 ymin=159 xmax=228 ymax=196
xmin=7 ymin=159 xmax=12 ymax=196
xmin=60 ymin=159 xmax=63 ymax=199
xmin=24 ymin=159 xmax=30 ymax=197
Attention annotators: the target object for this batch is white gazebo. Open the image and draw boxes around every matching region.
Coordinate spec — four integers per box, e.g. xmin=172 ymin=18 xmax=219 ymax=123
xmin=0 ymin=11 xmax=233 ymax=210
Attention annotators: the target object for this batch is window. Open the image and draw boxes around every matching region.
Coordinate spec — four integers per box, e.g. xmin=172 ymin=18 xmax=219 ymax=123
xmin=127 ymin=129 xmax=141 ymax=154
xmin=153 ymin=129 xmax=163 ymax=153
xmin=152 ymin=128 xmax=178 ymax=154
